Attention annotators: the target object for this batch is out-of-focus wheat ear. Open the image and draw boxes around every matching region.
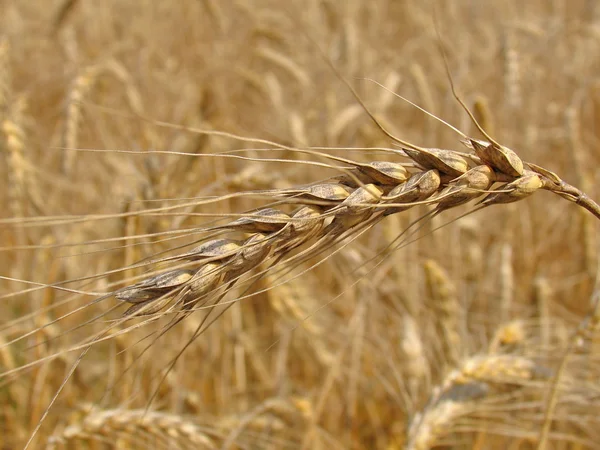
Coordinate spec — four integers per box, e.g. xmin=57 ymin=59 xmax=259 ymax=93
xmin=300 ymin=293 xmax=374 ymax=450
xmin=406 ymin=385 xmax=485 ymax=450
xmin=288 ymin=110 xmax=309 ymax=146
xmin=61 ymin=66 xmax=98 ymax=175
xmin=458 ymin=218 xmax=483 ymax=308
xmin=102 ymin=59 xmax=146 ymax=117
xmin=488 ymin=320 xmax=527 ymax=354
xmin=375 ymin=71 xmax=403 ymax=113
xmin=328 ymin=103 xmax=364 ymax=144
xmin=46 ymin=408 xmax=219 ymax=449
xmin=409 ymin=63 xmax=436 ymax=137
xmin=256 ymin=46 xmax=311 ymax=89
xmin=499 ymin=243 xmax=514 ymax=323
xmin=401 ymin=315 xmax=429 ymax=401
xmin=3 ymin=95 xmax=28 ymax=243
xmin=408 ymin=353 xmax=551 ymax=450
xmin=220 ymin=396 xmax=310 ymax=449
xmin=444 ymin=355 xmax=551 ymax=398
xmin=266 ymin=274 xmax=334 ymax=366
xmin=503 ymin=28 xmax=522 ymax=109
xmin=423 ymin=260 xmax=462 ymax=365
xmin=473 ymin=95 xmax=494 ymax=137
xmin=52 ymin=0 xmax=81 ymax=32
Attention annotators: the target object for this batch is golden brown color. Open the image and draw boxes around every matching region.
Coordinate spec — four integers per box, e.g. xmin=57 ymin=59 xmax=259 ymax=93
xmin=2 ymin=1 xmax=600 ymax=449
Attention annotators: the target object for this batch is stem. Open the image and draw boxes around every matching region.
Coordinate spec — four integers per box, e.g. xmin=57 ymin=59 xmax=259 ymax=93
xmin=577 ymin=194 xmax=600 ymax=221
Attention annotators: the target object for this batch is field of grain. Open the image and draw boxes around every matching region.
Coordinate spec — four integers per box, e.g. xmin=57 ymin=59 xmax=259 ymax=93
xmin=2 ymin=1 xmax=600 ymax=449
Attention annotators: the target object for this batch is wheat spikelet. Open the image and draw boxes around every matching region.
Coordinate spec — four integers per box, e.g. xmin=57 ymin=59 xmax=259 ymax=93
xmin=256 ymin=46 xmax=311 ymax=88
xmin=47 ymin=408 xmax=218 ymax=449
xmin=424 ymin=259 xmax=462 ymax=365
xmin=401 ymin=315 xmax=430 ymax=399
xmin=2 ymin=95 xmax=28 ymax=227
xmin=409 ymin=64 xmax=436 ymax=124
xmin=375 ymin=71 xmax=403 ymax=113
xmin=409 ymin=63 xmax=438 ymax=140
xmin=472 ymin=95 xmax=494 ymax=138
xmin=328 ymin=104 xmax=364 ymax=143
xmin=267 ymin=273 xmax=335 ymax=365
xmin=489 ymin=320 xmax=527 ymax=354
xmin=52 ymin=0 xmax=81 ymax=31
xmin=104 ymin=149 xmax=539 ymax=331
xmin=444 ymin=354 xmax=549 ymax=387
xmin=407 ymin=396 xmax=477 ymax=450
xmin=61 ymin=66 xmax=98 ymax=175
xmin=218 ymin=397 xmax=310 ymax=449
xmin=407 ymin=354 xmax=550 ymax=450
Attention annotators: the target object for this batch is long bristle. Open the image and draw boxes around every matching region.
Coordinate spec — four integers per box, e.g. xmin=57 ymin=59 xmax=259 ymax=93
xmin=2 ymin=2 xmax=600 ymax=450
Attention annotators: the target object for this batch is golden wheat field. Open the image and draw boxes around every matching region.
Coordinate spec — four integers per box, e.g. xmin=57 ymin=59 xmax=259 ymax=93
xmin=2 ymin=0 xmax=600 ymax=449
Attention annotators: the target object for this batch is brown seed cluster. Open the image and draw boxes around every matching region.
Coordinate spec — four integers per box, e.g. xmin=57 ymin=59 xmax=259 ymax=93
xmin=112 ymin=136 xmax=593 ymax=321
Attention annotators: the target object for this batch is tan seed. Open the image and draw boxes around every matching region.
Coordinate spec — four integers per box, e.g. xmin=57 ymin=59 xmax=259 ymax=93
xmin=356 ymin=161 xmax=409 ymax=184
xmin=185 ymin=238 xmax=242 ymax=260
xmin=303 ymin=183 xmax=353 ymax=201
xmin=479 ymin=172 xmax=543 ymax=206
xmin=470 ymin=139 xmax=524 ymax=177
xmin=403 ymin=147 xmax=469 ymax=177
xmin=224 ymin=208 xmax=291 ymax=232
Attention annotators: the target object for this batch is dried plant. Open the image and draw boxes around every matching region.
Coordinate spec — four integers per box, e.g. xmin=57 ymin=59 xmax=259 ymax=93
xmin=2 ymin=1 xmax=600 ymax=449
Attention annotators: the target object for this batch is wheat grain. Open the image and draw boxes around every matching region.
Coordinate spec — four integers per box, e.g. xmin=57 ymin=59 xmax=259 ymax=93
xmin=47 ymin=408 xmax=218 ymax=450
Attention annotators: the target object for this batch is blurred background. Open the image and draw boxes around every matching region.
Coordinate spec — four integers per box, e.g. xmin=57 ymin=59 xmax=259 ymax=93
xmin=2 ymin=0 xmax=600 ymax=448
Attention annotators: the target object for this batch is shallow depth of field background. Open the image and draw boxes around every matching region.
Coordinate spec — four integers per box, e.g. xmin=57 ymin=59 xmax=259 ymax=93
xmin=2 ymin=0 xmax=600 ymax=449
